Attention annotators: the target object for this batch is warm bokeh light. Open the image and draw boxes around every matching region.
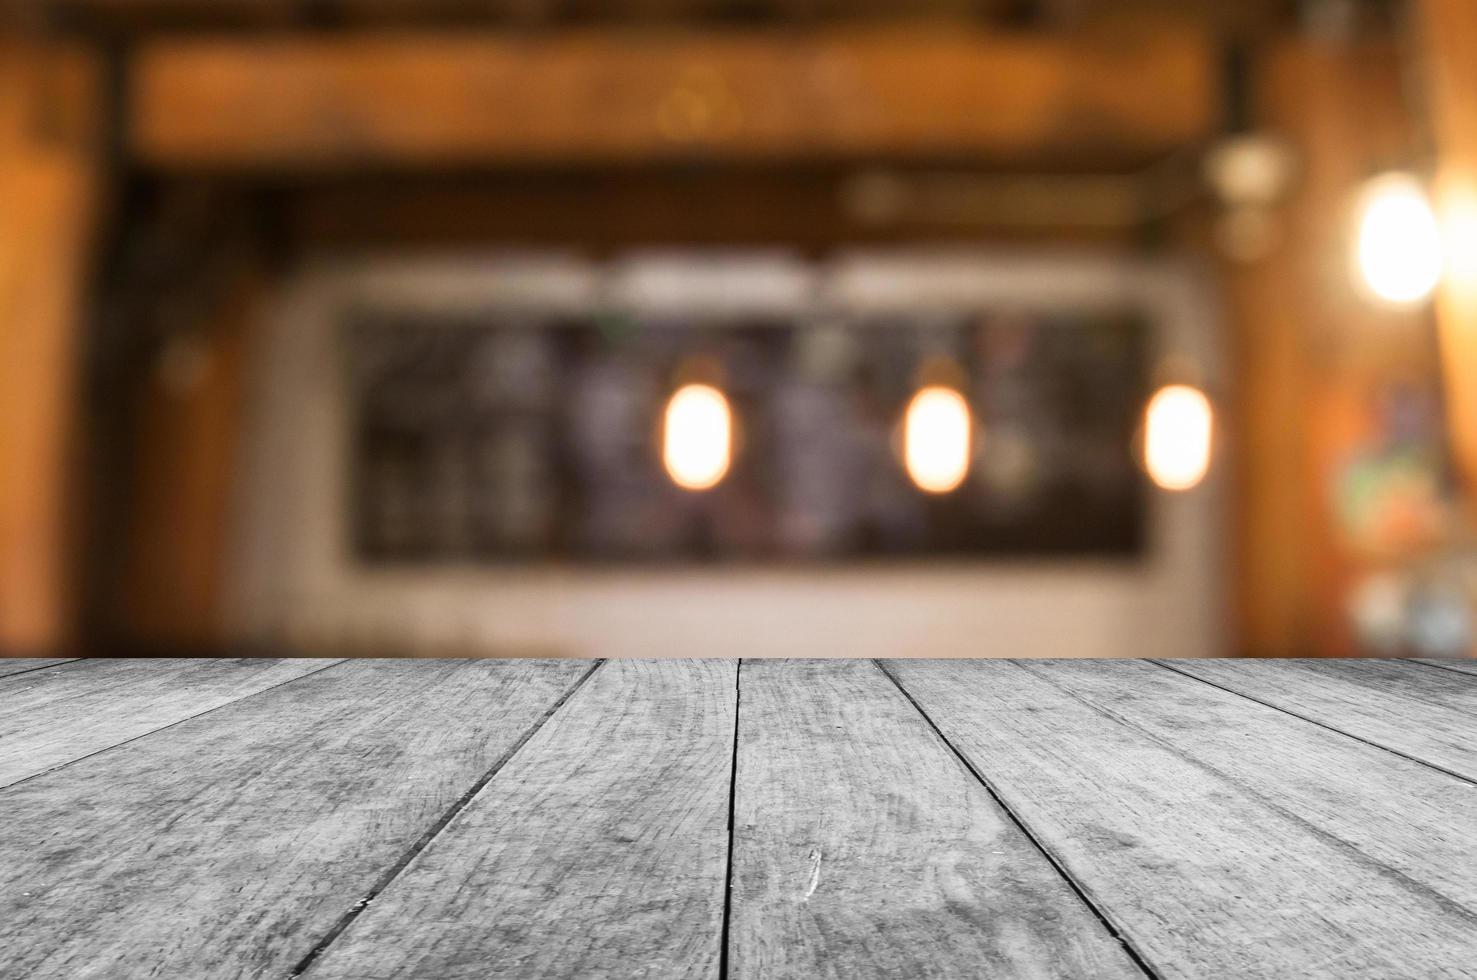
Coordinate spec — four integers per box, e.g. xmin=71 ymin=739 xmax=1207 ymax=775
xmin=904 ymin=386 xmax=972 ymax=494
xmin=1440 ymin=184 xmax=1477 ymax=287
xmin=1144 ymin=384 xmax=1213 ymax=492
xmin=1355 ymin=173 xmax=1443 ymax=305
xmin=663 ymin=383 xmax=732 ymax=491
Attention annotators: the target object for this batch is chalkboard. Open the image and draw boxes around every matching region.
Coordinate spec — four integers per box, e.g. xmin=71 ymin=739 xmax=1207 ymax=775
xmin=344 ymin=308 xmax=1149 ymax=564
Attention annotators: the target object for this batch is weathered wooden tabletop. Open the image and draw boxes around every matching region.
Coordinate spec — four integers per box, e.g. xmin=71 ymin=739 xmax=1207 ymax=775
xmin=2 ymin=657 xmax=1475 ymax=979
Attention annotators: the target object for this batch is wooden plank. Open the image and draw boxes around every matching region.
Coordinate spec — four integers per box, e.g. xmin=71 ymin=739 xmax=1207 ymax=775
xmin=0 ymin=658 xmax=591 ymax=980
xmin=304 ymin=659 xmax=735 ymax=980
xmin=129 ymin=28 xmax=1214 ymax=170
xmin=885 ymin=659 xmax=1477 ymax=979
xmin=728 ymin=660 xmax=1144 ymax=979
xmin=0 ymin=657 xmax=74 ymax=679
xmin=1014 ymin=659 xmax=1477 ymax=910
xmin=1162 ymin=658 xmax=1477 ymax=782
xmin=0 ymin=657 xmax=339 ymax=787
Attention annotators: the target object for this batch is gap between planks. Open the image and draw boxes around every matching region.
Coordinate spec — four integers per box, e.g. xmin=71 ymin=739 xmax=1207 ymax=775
xmin=872 ymin=659 xmax=1162 ymax=980
xmin=1149 ymin=659 xmax=1477 ymax=788
xmin=0 ymin=658 xmax=78 ymax=682
xmin=1401 ymin=659 xmax=1477 ymax=679
xmin=289 ymin=658 xmax=606 ymax=979
xmin=718 ymin=659 xmax=742 ymax=980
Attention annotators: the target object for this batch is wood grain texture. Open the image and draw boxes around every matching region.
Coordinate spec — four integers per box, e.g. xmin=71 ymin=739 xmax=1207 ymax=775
xmin=885 ymin=659 xmax=1477 ymax=979
xmin=130 ymin=28 xmax=1213 ymax=170
xmin=1161 ymin=658 xmax=1477 ymax=781
xmin=729 ymin=659 xmax=1144 ymax=979
xmin=1016 ymin=659 xmax=1477 ymax=911
xmin=0 ymin=658 xmax=590 ymax=980
xmin=305 ymin=659 xmax=736 ymax=980
xmin=0 ymin=657 xmax=339 ymax=787
xmin=0 ymin=657 xmax=74 ymax=679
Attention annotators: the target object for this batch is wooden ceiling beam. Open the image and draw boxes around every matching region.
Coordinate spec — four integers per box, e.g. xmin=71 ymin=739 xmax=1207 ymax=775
xmin=53 ymin=0 xmax=1302 ymax=35
xmin=128 ymin=27 xmax=1215 ymax=171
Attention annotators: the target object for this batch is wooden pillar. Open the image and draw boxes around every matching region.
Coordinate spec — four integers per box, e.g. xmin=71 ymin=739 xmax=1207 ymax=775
xmin=1227 ymin=38 xmax=1425 ymax=656
xmin=118 ymin=267 xmax=260 ymax=652
xmin=1419 ymin=0 xmax=1477 ymax=514
xmin=0 ymin=38 xmax=100 ymax=654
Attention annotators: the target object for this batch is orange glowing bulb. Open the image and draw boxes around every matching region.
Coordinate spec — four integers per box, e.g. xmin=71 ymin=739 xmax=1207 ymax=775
xmin=1354 ymin=173 xmax=1442 ymax=305
xmin=663 ymin=384 xmax=732 ymax=491
xmin=1144 ymin=384 xmax=1213 ymax=491
xmin=904 ymin=386 xmax=972 ymax=494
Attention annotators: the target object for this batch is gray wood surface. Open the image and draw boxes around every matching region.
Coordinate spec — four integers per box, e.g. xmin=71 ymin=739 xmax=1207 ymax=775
xmin=1412 ymin=658 xmax=1477 ymax=677
xmin=306 ymin=659 xmax=737 ymax=980
xmin=0 ymin=658 xmax=591 ymax=980
xmin=0 ymin=658 xmax=74 ymax=679
xmin=728 ymin=659 xmax=1144 ymax=979
xmin=1161 ymin=658 xmax=1477 ymax=782
xmin=884 ymin=659 xmax=1477 ymax=979
xmin=0 ymin=657 xmax=340 ymax=787
xmin=1012 ymin=659 xmax=1477 ymax=910
xmin=4 ymin=657 xmax=1477 ymax=980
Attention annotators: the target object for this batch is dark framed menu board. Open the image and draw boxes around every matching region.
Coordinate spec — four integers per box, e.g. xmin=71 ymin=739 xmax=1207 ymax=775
xmin=344 ymin=307 xmax=1150 ymax=564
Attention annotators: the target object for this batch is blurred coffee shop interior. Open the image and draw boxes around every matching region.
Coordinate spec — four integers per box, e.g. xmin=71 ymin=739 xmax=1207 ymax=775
xmin=3 ymin=0 xmax=1477 ymax=661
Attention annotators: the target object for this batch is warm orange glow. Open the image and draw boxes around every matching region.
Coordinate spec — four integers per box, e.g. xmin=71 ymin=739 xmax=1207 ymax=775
xmin=904 ymin=386 xmax=972 ymax=494
xmin=1355 ymin=173 xmax=1443 ymax=305
xmin=663 ymin=384 xmax=732 ymax=491
xmin=1144 ymin=384 xmax=1213 ymax=491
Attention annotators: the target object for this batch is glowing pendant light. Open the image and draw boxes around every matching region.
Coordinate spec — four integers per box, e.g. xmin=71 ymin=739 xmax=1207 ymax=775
xmin=663 ymin=383 xmax=732 ymax=491
xmin=1143 ymin=383 xmax=1214 ymax=492
xmin=904 ymin=385 xmax=972 ymax=494
xmin=1354 ymin=172 xmax=1443 ymax=306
